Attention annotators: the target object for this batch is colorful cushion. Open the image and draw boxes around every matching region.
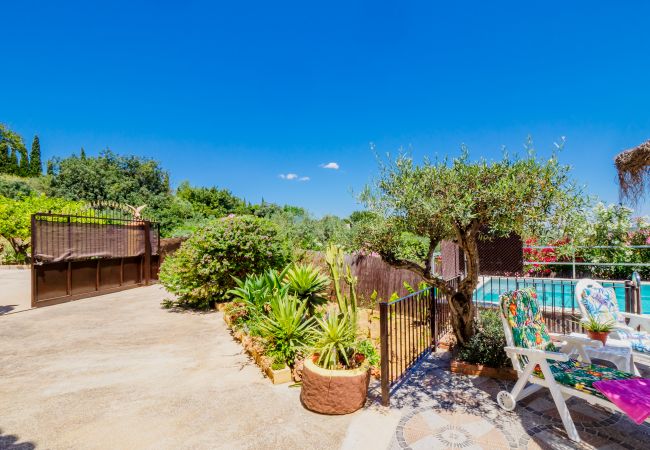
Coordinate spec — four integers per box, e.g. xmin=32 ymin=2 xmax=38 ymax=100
xmin=533 ymin=359 xmax=637 ymax=399
xmin=616 ymin=328 xmax=650 ymax=354
xmin=579 ymin=286 xmax=625 ymax=326
xmin=500 ymin=288 xmax=556 ymax=352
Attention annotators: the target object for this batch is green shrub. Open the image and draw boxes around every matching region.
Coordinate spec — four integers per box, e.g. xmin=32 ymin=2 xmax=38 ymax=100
xmin=284 ymin=263 xmax=329 ymax=315
xmin=257 ymin=293 xmax=314 ymax=365
xmin=456 ymin=309 xmax=510 ymax=369
xmin=159 ymin=215 xmax=291 ymax=309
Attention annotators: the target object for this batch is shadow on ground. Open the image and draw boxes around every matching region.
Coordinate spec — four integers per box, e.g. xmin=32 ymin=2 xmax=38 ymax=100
xmin=378 ymin=352 xmax=650 ymax=449
xmin=0 ymin=429 xmax=35 ymax=450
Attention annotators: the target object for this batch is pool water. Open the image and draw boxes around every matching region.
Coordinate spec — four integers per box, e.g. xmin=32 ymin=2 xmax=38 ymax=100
xmin=473 ymin=277 xmax=649 ymax=313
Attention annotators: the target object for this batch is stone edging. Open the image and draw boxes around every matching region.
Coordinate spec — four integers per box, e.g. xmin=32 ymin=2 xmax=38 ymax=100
xmin=222 ymin=311 xmax=293 ymax=385
xmin=449 ymin=359 xmax=518 ymax=380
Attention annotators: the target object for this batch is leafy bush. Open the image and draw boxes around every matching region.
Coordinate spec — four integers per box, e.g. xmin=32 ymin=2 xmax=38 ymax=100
xmin=159 ymin=215 xmax=291 ymax=309
xmin=456 ymin=309 xmax=510 ymax=369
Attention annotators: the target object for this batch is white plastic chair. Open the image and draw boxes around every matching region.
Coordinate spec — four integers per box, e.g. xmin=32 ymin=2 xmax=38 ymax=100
xmin=575 ymin=279 xmax=650 ymax=369
xmin=497 ymin=288 xmax=646 ymax=443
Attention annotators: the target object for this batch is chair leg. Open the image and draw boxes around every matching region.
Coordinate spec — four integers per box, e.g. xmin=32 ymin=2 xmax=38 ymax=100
xmin=510 ymin=360 xmax=536 ymax=400
xmin=539 ymin=361 xmax=581 ymax=443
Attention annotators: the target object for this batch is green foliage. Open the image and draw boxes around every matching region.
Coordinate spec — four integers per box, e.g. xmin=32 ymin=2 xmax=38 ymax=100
xmin=0 ymin=124 xmax=29 ymax=176
xmin=325 ymin=243 xmax=358 ymax=315
xmin=395 ymin=232 xmax=430 ymax=262
xmin=456 ymin=309 xmax=510 ymax=368
xmin=355 ymin=339 xmax=380 ymax=367
xmin=176 ymin=181 xmax=250 ymax=217
xmin=359 ymin=140 xmax=583 ymax=343
xmin=0 ymin=194 xmax=84 ymax=261
xmin=579 ymin=315 xmax=616 ymax=332
xmin=313 ymin=309 xmax=358 ymax=369
xmin=159 ymin=215 xmax=291 ymax=309
xmin=257 ymin=293 xmax=314 ymax=364
xmin=29 ymin=136 xmax=42 ymax=176
xmin=48 ymin=149 xmax=170 ymax=203
xmin=0 ymin=176 xmax=36 ymax=199
xmin=284 ymin=263 xmax=330 ymax=315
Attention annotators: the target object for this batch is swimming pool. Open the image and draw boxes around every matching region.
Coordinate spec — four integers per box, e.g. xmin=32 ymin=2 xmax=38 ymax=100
xmin=473 ymin=276 xmax=649 ymax=313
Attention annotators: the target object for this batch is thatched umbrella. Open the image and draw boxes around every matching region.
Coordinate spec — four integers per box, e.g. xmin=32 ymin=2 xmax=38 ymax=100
xmin=615 ymin=140 xmax=650 ymax=205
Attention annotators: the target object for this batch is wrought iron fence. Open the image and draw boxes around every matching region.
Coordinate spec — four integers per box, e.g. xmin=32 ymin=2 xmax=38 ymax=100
xmin=379 ymin=288 xmax=434 ymax=405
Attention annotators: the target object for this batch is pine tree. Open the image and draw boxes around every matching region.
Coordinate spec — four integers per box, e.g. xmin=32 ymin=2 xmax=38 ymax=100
xmin=9 ymin=148 xmax=19 ymax=175
xmin=30 ymin=135 xmax=42 ymax=176
xmin=80 ymin=147 xmax=86 ymax=159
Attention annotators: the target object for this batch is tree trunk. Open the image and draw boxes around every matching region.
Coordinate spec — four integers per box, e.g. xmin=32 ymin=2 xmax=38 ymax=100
xmin=448 ymin=226 xmax=481 ymax=346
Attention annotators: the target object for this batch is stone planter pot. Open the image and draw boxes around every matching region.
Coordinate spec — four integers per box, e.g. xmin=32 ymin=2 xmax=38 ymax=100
xmin=587 ymin=330 xmax=610 ymax=345
xmin=450 ymin=359 xmax=518 ymax=381
xmin=300 ymin=357 xmax=370 ymax=415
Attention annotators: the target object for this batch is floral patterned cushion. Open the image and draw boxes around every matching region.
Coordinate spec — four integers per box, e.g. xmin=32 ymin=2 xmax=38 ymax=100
xmin=616 ymin=328 xmax=650 ymax=354
xmin=500 ymin=288 xmax=557 ymax=352
xmin=533 ymin=359 xmax=636 ymax=398
xmin=579 ymin=287 xmax=625 ymax=326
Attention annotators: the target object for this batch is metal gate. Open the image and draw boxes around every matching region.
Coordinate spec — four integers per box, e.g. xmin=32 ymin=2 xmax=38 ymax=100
xmin=30 ymin=212 xmax=160 ymax=308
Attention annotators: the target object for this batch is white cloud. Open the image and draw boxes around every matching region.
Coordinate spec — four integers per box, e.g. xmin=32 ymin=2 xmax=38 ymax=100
xmin=299 ymin=176 xmax=310 ymax=182
xmin=321 ymin=162 xmax=339 ymax=170
xmin=279 ymin=173 xmax=298 ymax=180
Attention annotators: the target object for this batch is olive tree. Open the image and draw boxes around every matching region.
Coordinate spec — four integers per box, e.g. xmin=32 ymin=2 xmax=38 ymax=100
xmin=359 ymin=145 xmax=582 ymax=345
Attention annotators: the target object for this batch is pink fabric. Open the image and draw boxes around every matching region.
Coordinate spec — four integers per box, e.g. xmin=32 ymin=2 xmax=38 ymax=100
xmin=593 ymin=379 xmax=650 ymax=424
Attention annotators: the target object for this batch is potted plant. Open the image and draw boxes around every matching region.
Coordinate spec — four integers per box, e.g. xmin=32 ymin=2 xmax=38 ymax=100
xmin=580 ymin=316 xmax=616 ymax=345
xmin=300 ymin=244 xmax=373 ymax=415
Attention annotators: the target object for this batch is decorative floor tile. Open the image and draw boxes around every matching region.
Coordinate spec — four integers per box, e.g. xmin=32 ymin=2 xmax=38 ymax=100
xmin=388 ymin=353 xmax=650 ymax=450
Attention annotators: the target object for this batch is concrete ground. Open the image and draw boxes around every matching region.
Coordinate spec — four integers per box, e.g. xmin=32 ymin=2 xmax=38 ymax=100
xmin=0 ymin=268 xmax=31 ymax=315
xmin=0 ymin=284 xmax=357 ymax=450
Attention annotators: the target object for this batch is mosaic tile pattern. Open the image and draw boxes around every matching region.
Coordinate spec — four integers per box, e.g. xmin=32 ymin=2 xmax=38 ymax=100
xmin=384 ymin=353 xmax=650 ymax=450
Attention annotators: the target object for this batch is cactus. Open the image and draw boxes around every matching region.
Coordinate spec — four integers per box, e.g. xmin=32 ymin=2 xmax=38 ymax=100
xmin=324 ymin=244 xmax=357 ymax=317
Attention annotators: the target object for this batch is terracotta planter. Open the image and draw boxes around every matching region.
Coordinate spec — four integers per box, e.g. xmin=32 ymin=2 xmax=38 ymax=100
xmin=587 ymin=330 xmax=610 ymax=345
xmin=450 ymin=359 xmax=518 ymax=381
xmin=300 ymin=357 xmax=370 ymax=415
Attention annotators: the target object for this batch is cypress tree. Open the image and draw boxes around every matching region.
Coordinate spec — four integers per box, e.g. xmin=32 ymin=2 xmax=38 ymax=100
xmin=9 ymin=148 xmax=19 ymax=175
xmin=30 ymin=135 xmax=42 ymax=176
xmin=46 ymin=160 xmax=54 ymax=176
xmin=80 ymin=147 xmax=86 ymax=159
xmin=17 ymin=144 xmax=29 ymax=176
xmin=0 ymin=142 xmax=8 ymax=173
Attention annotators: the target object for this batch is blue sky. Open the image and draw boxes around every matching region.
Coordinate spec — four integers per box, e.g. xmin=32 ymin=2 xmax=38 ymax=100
xmin=2 ymin=1 xmax=650 ymax=217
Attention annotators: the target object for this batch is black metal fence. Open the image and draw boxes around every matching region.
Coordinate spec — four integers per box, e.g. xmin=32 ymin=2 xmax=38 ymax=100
xmin=472 ymin=275 xmax=642 ymax=334
xmin=379 ymin=288 xmax=434 ymax=405
xmin=378 ymin=273 xmax=642 ymax=405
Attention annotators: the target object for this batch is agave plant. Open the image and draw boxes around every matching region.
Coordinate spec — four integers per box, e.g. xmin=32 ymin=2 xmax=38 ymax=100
xmin=284 ymin=263 xmax=330 ymax=315
xmin=257 ymin=292 xmax=314 ymax=365
xmin=313 ymin=309 xmax=358 ymax=370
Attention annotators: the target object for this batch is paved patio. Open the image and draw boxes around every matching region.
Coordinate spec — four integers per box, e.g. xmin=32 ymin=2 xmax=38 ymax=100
xmin=378 ymin=352 xmax=650 ymax=450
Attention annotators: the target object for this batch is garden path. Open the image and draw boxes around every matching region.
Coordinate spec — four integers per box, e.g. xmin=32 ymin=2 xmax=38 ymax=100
xmin=0 ymin=284 xmax=353 ymax=450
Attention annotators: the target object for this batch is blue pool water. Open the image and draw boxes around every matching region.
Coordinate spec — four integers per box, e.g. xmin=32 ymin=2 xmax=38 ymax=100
xmin=473 ymin=277 xmax=649 ymax=313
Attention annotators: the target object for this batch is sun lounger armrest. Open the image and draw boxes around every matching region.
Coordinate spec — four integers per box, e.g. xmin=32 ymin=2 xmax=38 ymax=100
xmin=504 ymin=346 xmax=570 ymax=362
xmin=549 ymin=333 xmax=603 ymax=349
xmin=619 ymin=312 xmax=650 ymax=332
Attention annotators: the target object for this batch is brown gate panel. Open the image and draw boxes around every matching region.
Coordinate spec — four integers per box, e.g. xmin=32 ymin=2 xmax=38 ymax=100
xmin=122 ymin=257 xmax=141 ymax=286
xmin=70 ymin=260 xmax=98 ymax=295
xmin=100 ymin=259 xmax=122 ymax=289
xmin=31 ymin=212 xmax=160 ymax=308
xmin=35 ymin=262 xmax=68 ymax=301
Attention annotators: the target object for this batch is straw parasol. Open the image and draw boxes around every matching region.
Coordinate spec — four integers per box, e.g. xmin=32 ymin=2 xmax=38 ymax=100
xmin=615 ymin=140 xmax=650 ymax=205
